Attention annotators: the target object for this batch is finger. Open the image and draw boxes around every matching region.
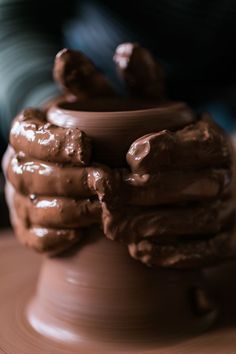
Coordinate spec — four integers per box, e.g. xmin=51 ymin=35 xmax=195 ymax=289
xmin=113 ymin=42 xmax=165 ymax=99
xmin=127 ymin=115 xmax=231 ymax=173
xmin=7 ymin=153 xmax=94 ymax=198
xmin=12 ymin=214 xmax=82 ymax=255
xmin=122 ymin=169 xmax=232 ymax=205
xmin=2 ymin=145 xmax=14 ymax=177
xmin=54 ymin=48 xmax=116 ymax=98
xmin=14 ymin=192 xmax=101 ymax=228
xmin=102 ymin=199 xmax=234 ymax=241
xmin=128 ymin=231 xmax=233 ymax=268
xmin=10 ymin=108 xmax=91 ymax=165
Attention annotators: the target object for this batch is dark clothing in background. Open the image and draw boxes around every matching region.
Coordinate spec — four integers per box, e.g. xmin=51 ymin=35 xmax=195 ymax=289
xmin=1 ymin=0 xmax=236 ymax=159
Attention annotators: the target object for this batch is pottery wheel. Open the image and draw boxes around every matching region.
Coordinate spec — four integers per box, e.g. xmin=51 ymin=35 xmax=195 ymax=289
xmin=1 ymin=230 xmax=236 ymax=354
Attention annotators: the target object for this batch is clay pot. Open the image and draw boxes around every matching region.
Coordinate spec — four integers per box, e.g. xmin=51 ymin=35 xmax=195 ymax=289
xmin=27 ymin=100 xmax=215 ymax=349
xmin=27 ymin=228 xmax=216 ymax=349
xmin=48 ymin=98 xmax=195 ymax=166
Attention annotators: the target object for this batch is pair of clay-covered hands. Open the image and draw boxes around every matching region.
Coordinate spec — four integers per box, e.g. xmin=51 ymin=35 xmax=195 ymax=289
xmin=3 ymin=43 xmax=235 ymax=268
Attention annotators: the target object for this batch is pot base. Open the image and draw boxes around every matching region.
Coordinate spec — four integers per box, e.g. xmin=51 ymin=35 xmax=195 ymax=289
xmin=2 ymin=230 xmax=236 ymax=354
xmin=27 ymin=227 xmax=216 ymax=350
